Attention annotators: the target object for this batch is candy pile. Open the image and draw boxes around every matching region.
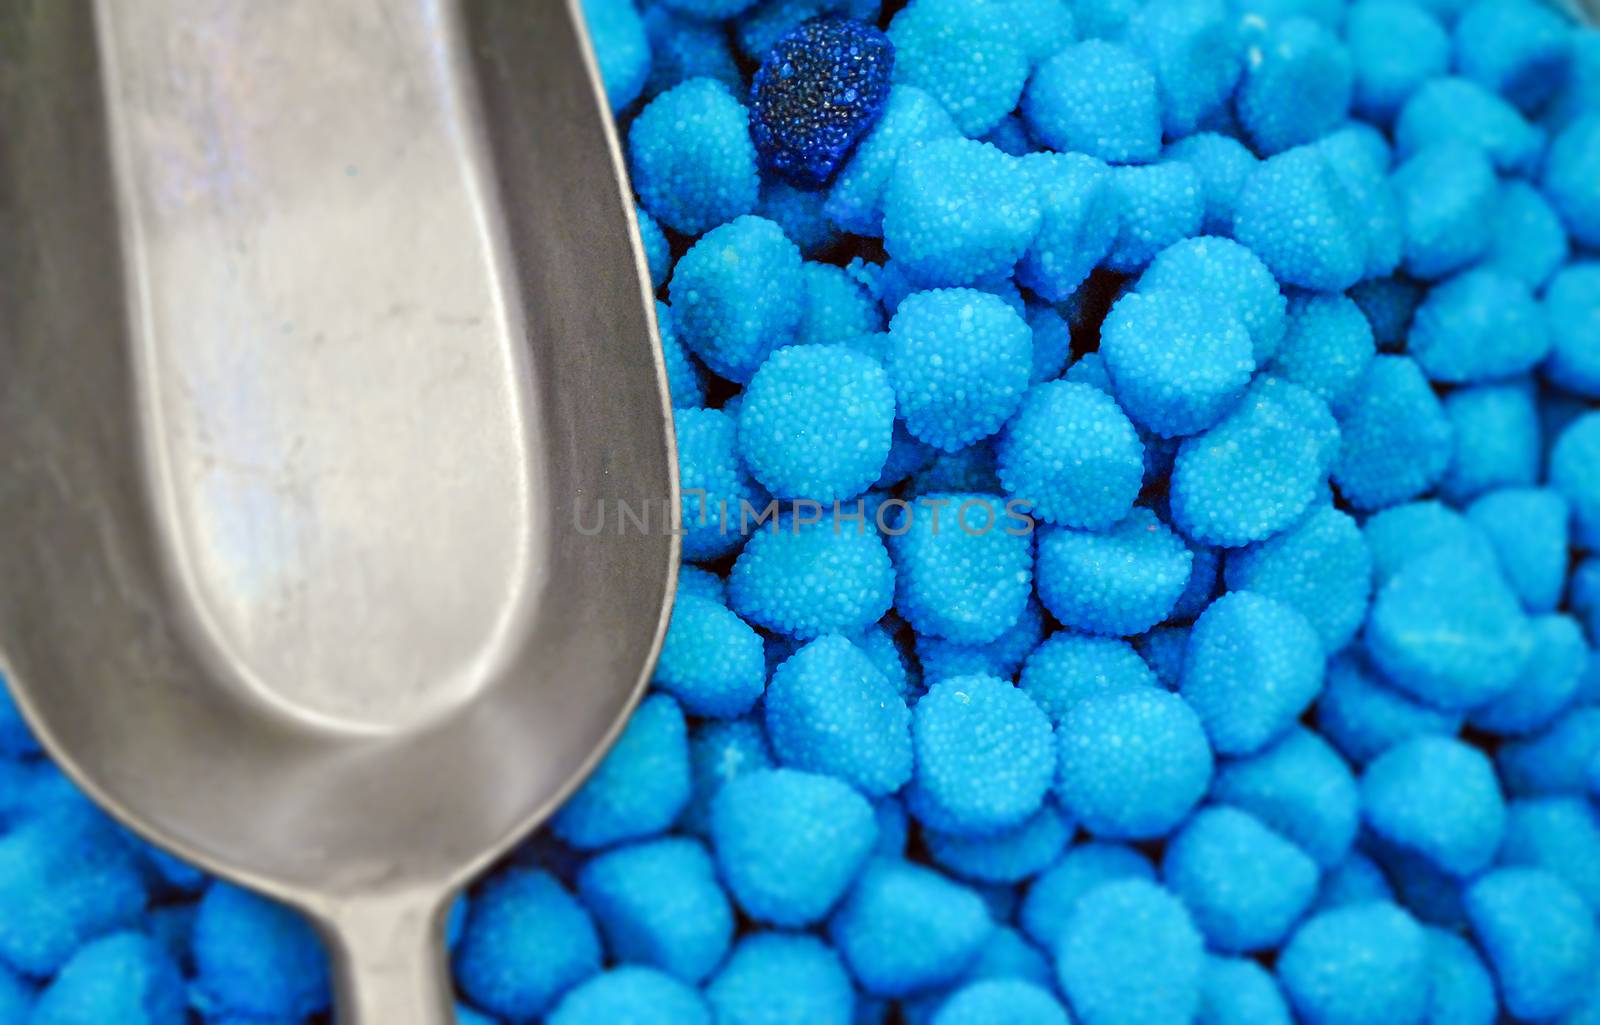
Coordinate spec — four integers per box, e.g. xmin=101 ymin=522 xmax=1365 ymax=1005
xmin=4 ymin=0 xmax=1600 ymax=1022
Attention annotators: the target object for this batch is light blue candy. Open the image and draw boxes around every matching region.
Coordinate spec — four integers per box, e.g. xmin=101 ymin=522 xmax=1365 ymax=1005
xmin=1314 ymin=653 xmax=1461 ymax=766
xmin=1421 ymin=928 xmax=1496 ymax=1025
xmin=1278 ymin=903 xmax=1428 ymax=1025
xmin=454 ymin=870 xmax=599 ymax=1022
xmin=1224 ymin=505 xmax=1371 ymax=650
xmin=763 ymin=635 xmax=911 ymax=797
xmin=887 ymin=0 xmax=1030 ymax=136
xmin=706 ymin=932 xmax=855 ymax=1025
xmin=1100 ymin=289 xmax=1254 ymax=439
xmin=551 ymin=694 xmax=690 ymax=848
xmin=1543 ymin=113 xmax=1600 ymax=249
xmin=1361 ymin=736 xmax=1506 ymax=877
xmin=1453 ymin=0 xmax=1571 ymax=111
xmin=826 ymin=85 xmax=961 ymax=237
xmin=1197 ymin=956 xmax=1293 ymax=1025
xmin=710 ymin=768 xmax=876 ymax=926
xmin=1019 ymin=632 xmax=1158 ymax=725
xmin=1036 ymin=508 xmax=1193 ymax=637
xmin=829 ymin=858 xmax=992 ymax=997
xmin=653 ymin=593 xmax=765 ymax=718
xmin=669 ymin=215 xmax=803 ymax=383
xmin=628 ymin=78 xmax=758 ymax=235
xmin=1103 ymin=162 xmax=1205 ymax=273
xmin=1346 ymin=1 xmax=1449 ymax=123
xmin=1211 ymin=726 xmax=1360 ymax=868
xmin=1499 ymin=797 xmax=1600 ymax=912
xmin=577 ymin=837 xmax=733 ymax=981
xmin=1163 ymin=806 xmax=1318 ymax=952
xmin=1234 ymin=144 xmax=1366 ymax=292
xmin=1395 ymin=77 xmax=1543 ymax=173
xmin=679 ymin=716 xmax=771 ymax=837
xmin=28 ymin=933 xmax=184 ymax=1025
xmin=1468 ymin=488 xmax=1570 ymax=614
xmin=1440 ymin=380 xmax=1540 ymax=503
xmin=1545 ymin=264 xmax=1600 ymax=398
xmin=1409 ymin=269 xmax=1550 ymax=385
xmin=1125 ymin=0 xmax=1242 ymax=136
xmin=1139 ymin=237 xmax=1287 ymax=363
xmin=547 ymin=967 xmax=709 ymax=1025
xmin=1469 ymin=614 xmax=1586 ymax=737
xmin=882 ymin=139 xmax=1040 ymax=287
xmin=584 ymin=0 xmax=651 ymax=112
xmin=1165 ymin=133 xmax=1257 ymax=234
xmin=907 ymin=675 xmax=1054 ymax=836
xmin=1332 ymin=355 xmax=1451 ymax=511
xmin=996 ymin=380 xmax=1143 ymax=530
xmin=794 ymin=263 xmax=884 ymax=346
xmin=1268 ymin=293 xmax=1373 ymax=408
xmin=924 ymin=803 xmax=1073 ymax=885
xmin=1466 ymin=868 xmax=1597 ymax=1021
xmin=885 ymin=289 xmax=1033 ymax=452
xmin=1016 ymin=153 xmax=1118 ymax=302
xmin=1055 ymin=879 xmax=1204 ymax=1025
xmin=1020 ymin=843 xmax=1154 ymax=949
xmin=932 ymin=979 xmax=1070 ymax=1025
xmin=1498 ymin=707 xmax=1600 ymax=797
xmin=1552 ymin=412 xmax=1600 ymax=548
xmin=1056 ymin=689 xmax=1212 ymax=839
xmin=1023 ymin=41 xmax=1160 ymax=163
xmin=1237 ymin=18 xmax=1353 ymax=155
xmin=728 ymin=514 xmax=894 ymax=638
xmin=1392 ymin=142 xmax=1497 ymax=280
xmin=674 ymin=407 xmax=763 ymax=562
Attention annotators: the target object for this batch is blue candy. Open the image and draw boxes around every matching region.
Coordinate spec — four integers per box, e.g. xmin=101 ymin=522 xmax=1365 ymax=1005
xmin=1544 ymin=263 xmax=1600 ymax=398
xmin=829 ymin=858 xmax=992 ymax=997
xmin=1314 ymin=653 xmax=1462 ymax=766
xmin=1408 ymin=269 xmax=1550 ymax=385
xmin=1332 ymin=355 xmax=1451 ymax=511
xmin=1181 ymin=590 xmax=1325 ymax=756
xmin=1100 ymin=289 xmax=1254 ymax=439
xmin=1140 ymin=238 xmax=1287 ymax=364
xmin=1394 ymin=77 xmax=1543 ymax=173
xmin=763 ymin=635 xmax=911 ymax=796
xmin=825 ymin=85 xmax=960 ymax=236
xmin=738 ymin=344 xmax=894 ymax=502
xmin=1233 ymin=144 xmax=1367 ymax=291
xmin=1361 ymin=736 xmax=1506 ymax=877
xmin=577 ymin=837 xmax=733 ymax=981
xmin=629 ymin=78 xmax=759 ymax=235
xmin=886 ymin=290 xmax=1032 ymax=453
xmin=1440 ymin=380 xmax=1541 ymax=503
xmin=728 ymin=514 xmax=894 ymax=638
xmin=1348 ymin=275 xmax=1421 ymax=351
xmin=1346 ymin=1 xmax=1449 ymax=123
xmin=889 ymin=493 xmax=1033 ymax=644
xmin=1465 ymin=867 xmax=1597 ymax=1021
xmin=1391 ymin=142 xmax=1497 ymax=280
xmin=669 ymin=215 xmax=803 ymax=383
xmin=1267 ymin=292 xmax=1373 ymax=408
xmin=1468 ymin=487 xmax=1570 ymax=614
xmin=1016 ymin=153 xmax=1118 ymax=302
xmin=1470 ymin=614 xmax=1586 ymax=737
xmin=1103 ymin=162 xmax=1206 ymax=273
xmin=675 ymin=407 xmax=763 ymax=562
xmin=706 ymin=932 xmax=855 ymax=1025
xmin=1210 ymin=726 xmax=1360 ymax=868
xmin=1165 ymin=133 xmax=1258 ymax=235
xmin=641 ymin=5 xmax=743 ymax=100
xmin=1056 ymin=689 xmax=1213 ymax=839
xmin=907 ymin=675 xmax=1054 ymax=836
xmin=547 ymin=967 xmax=710 ymax=1025
xmin=1023 ymin=42 xmax=1161 ymax=164
xmin=1278 ymin=903 xmax=1428 ymax=1025
xmin=1499 ymin=797 xmax=1600 ymax=911
xmin=550 ymin=694 xmax=690 ymax=849
xmin=1018 ymin=632 xmax=1158 ymax=725
xmin=995 ymin=380 xmax=1143 ymax=530
xmin=1019 ymin=843 xmax=1155 ymax=949
xmin=882 ymin=139 xmax=1041 ymax=287
xmin=748 ymin=17 xmax=894 ymax=188
xmin=933 ymin=979 xmax=1070 ymax=1025
xmin=654 ymin=593 xmax=766 ymax=718
xmin=28 ymin=933 xmax=184 ymax=1025
xmin=924 ymin=803 xmax=1073 ymax=885
xmin=1224 ymin=505 xmax=1371 ymax=650
xmin=710 ymin=768 xmax=876 ymax=925
xmin=1453 ymin=0 xmax=1571 ymax=111
xmin=1054 ymin=879 xmax=1204 ymax=1025
xmin=1171 ymin=377 xmax=1338 ymax=547
xmin=1543 ymin=114 xmax=1600 ymax=249
xmin=584 ymin=0 xmax=651 ymax=112
xmin=1197 ymin=956 xmax=1293 ymax=1025
xmin=1124 ymin=0 xmax=1242 ymax=136
xmin=886 ymin=0 xmax=1030 ymax=136
xmin=191 ymin=883 xmax=328 ymax=1021
xmin=1421 ymin=928 xmax=1496 ymax=1025
xmin=1036 ymin=508 xmax=1194 ymax=637
xmin=1498 ymin=706 xmax=1600 ymax=798
xmin=1237 ymin=18 xmax=1353 ymax=156
xmin=1162 ymin=806 xmax=1318 ymax=952
xmin=1552 ymin=412 xmax=1600 ymax=550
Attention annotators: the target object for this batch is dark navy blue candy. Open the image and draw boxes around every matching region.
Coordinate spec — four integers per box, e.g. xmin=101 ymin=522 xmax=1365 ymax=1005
xmin=749 ymin=18 xmax=894 ymax=189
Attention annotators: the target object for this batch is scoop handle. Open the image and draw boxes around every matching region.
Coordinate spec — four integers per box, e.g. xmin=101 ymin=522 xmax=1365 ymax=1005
xmin=320 ymin=892 xmax=457 ymax=1025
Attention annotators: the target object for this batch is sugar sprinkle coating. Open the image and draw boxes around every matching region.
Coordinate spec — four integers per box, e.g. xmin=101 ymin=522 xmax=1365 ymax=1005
xmin=1054 ymin=879 xmax=1205 ymax=1025
xmin=1056 ymin=689 xmax=1213 ymax=839
xmin=996 ymin=380 xmax=1143 ymax=530
xmin=630 ymin=78 xmax=759 ymax=235
xmin=1036 ymin=507 xmax=1194 ymax=637
xmin=1162 ymin=806 xmax=1319 ymax=953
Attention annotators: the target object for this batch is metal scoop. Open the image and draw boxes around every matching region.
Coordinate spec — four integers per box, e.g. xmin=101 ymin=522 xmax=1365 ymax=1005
xmin=0 ymin=1 xmax=677 ymax=1021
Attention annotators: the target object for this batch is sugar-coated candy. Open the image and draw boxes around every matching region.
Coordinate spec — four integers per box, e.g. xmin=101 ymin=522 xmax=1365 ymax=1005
xmin=1552 ymin=412 xmax=1600 ymax=549
xmin=728 ymin=514 xmax=894 ymax=638
xmin=1420 ymin=929 xmax=1496 ymax=1025
xmin=1181 ymin=591 xmax=1324 ymax=756
xmin=454 ymin=869 xmax=599 ymax=1022
xmin=882 ymin=139 xmax=1040 ymax=287
xmin=1278 ymin=903 xmax=1428 ymax=1025
xmin=1497 ymin=707 xmax=1600 ymax=797
xmin=1267 ymin=293 xmax=1373 ymax=408
xmin=629 ymin=78 xmax=758 ymax=235
xmin=1315 ymin=653 xmax=1462 ymax=766
xmin=1499 ymin=797 xmax=1600 ymax=911
xmin=1018 ymin=632 xmax=1158 ymax=725
xmin=885 ymin=289 xmax=1032 ymax=452
xmin=711 ymin=768 xmax=876 ymax=926
xmin=670 ymin=215 xmax=803 ymax=383
xmin=747 ymin=17 xmax=894 ymax=188
xmin=1054 ymin=879 xmax=1204 ymax=1025
xmin=1543 ymin=114 xmax=1600 ymax=249
xmin=1165 ymin=133 xmax=1257 ymax=235
xmin=1099 ymin=289 xmax=1254 ymax=439
xmin=1394 ymin=77 xmax=1542 ymax=173
xmin=28 ymin=933 xmax=184 ymax=1025
xmin=1197 ymin=956 xmax=1293 ymax=1025
xmin=675 ymin=408 xmax=763 ymax=562
xmin=1023 ymin=42 xmax=1161 ymax=164
xmin=1016 ymin=154 xmax=1119 ymax=303
xmin=907 ymin=676 xmax=1054 ymax=836
xmin=1233 ymin=145 xmax=1367 ymax=291
xmin=1467 ymin=487 xmax=1570 ymax=614
xmin=825 ymin=85 xmax=960 ymax=236
xmin=1138 ymin=236 xmax=1287 ymax=363
xmin=1346 ymin=1 xmax=1449 ymax=123
xmin=1465 ymin=867 xmax=1597 ymax=1021
xmin=1392 ymin=142 xmax=1497 ymax=280
xmin=1486 ymin=181 xmax=1569 ymax=289
xmin=996 ymin=380 xmax=1143 ymax=530
xmin=1223 ymin=505 xmax=1371 ymax=650
xmin=886 ymin=0 xmax=1029 ymax=136
xmin=1036 ymin=507 xmax=1194 ymax=637
xmin=585 ymin=0 xmax=651 ymax=112
xmin=550 ymin=694 xmax=690 ymax=849
xmin=1171 ymin=376 xmax=1338 ymax=547
xmin=1440 ymin=380 xmax=1540 ymax=502
xmin=1332 ymin=355 xmax=1451 ymax=511
xmin=1020 ymin=843 xmax=1154 ymax=949
xmin=763 ymin=635 xmax=912 ymax=796
xmin=546 ymin=967 xmax=710 ymax=1025
xmin=706 ymin=932 xmax=855 ymax=1025
xmin=829 ymin=858 xmax=992 ymax=997
xmin=1453 ymin=0 xmax=1570 ymax=110
xmin=924 ymin=803 xmax=1073 ymax=885
xmin=653 ymin=593 xmax=766 ymax=718
xmin=1237 ymin=18 xmax=1353 ymax=156
xmin=1407 ymin=268 xmax=1550 ymax=385
xmin=1056 ymin=689 xmax=1213 ymax=839
xmin=1163 ymin=806 xmax=1318 ymax=952
xmin=577 ymin=837 xmax=732 ymax=981
xmin=1124 ymin=0 xmax=1241 ymax=136
xmin=931 ymin=979 xmax=1070 ymax=1025
xmin=889 ymin=493 xmax=1033 ymax=644
xmin=1360 ymin=736 xmax=1506 ymax=877
xmin=1212 ymin=727 xmax=1359 ymax=868
xmin=1544 ymin=263 xmax=1600 ymax=398
xmin=1103 ymin=161 xmax=1205 ymax=273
